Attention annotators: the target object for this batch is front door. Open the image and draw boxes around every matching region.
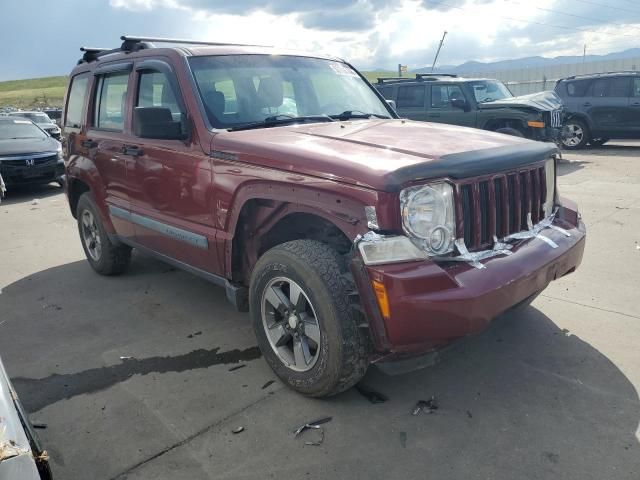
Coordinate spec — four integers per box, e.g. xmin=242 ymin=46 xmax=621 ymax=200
xmin=124 ymin=60 xmax=221 ymax=275
xmin=427 ymin=83 xmax=476 ymax=127
xmin=584 ymin=77 xmax=631 ymax=137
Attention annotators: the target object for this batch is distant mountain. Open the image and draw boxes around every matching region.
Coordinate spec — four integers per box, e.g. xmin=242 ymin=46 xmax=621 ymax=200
xmin=415 ymin=48 xmax=640 ymax=74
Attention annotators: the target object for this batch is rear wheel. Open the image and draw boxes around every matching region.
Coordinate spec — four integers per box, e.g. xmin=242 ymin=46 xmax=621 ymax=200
xmin=76 ymin=192 xmax=131 ymax=275
xmin=249 ymin=240 xmax=369 ymax=397
xmin=562 ymin=119 xmax=590 ymax=150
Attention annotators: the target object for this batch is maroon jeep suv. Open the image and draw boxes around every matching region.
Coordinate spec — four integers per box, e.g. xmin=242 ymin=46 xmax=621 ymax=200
xmin=62 ymin=36 xmax=585 ymax=397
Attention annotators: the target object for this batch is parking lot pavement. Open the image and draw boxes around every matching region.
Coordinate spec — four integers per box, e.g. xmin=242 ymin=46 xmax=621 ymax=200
xmin=1 ymin=143 xmax=639 ymax=480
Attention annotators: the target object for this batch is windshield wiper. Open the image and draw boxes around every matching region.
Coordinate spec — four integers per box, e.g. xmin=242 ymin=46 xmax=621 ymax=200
xmin=329 ymin=110 xmax=390 ymax=121
xmin=228 ymin=114 xmax=335 ymax=132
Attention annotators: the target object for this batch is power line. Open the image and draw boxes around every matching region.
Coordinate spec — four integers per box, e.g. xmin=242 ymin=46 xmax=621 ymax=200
xmin=426 ymin=0 xmax=638 ymax=38
xmin=569 ymin=0 xmax=640 ymax=16
xmin=507 ymin=0 xmax=640 ymax=33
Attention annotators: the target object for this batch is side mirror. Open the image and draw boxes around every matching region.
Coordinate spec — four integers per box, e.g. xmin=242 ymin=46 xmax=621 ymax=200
xmin=133 ymin=107 xmax=184 ymax=140
xmin=386 ymin=99 xmax=397 ymax=110
xmin=451 ymin=98 xmax=467 ymax=110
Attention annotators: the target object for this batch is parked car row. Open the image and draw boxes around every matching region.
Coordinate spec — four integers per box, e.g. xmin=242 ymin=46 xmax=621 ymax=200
xmin=374 ymin=71 xmax=640 ymax=150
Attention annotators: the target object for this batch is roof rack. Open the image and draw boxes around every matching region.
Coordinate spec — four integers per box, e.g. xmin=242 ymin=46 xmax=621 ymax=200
xmin=120 ymin=35 xmax=271 ymax=49
xmin=565 ymin=70 xmax=640 ymax=80
xmin=376 ymin=73 xmax=459 ymax=84
xmin=77 ymin=35 xmax=273 ymax=64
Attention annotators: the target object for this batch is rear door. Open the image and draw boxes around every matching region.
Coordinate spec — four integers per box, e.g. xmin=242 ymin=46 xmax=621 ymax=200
xmin=85 ymin=62 xmax=136 ymax=239
xmin=427 ymin=83 xmax=476 ymax=127
xmin=627 ymin=78 xmax=640 ymax=136
xmin=584 ymin=77 xmax=630 ymax=136
xmin=395 ymin=84 xmax=428 ymax=121
xmin=124 ymin=59 xmax=221 ymax=275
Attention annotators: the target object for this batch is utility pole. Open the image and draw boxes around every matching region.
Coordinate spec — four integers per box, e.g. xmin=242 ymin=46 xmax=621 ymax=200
xmin=583 ymin=44 xmax=586 ymax=63
xmin=431 ymin=31 xmax=448 ymax=73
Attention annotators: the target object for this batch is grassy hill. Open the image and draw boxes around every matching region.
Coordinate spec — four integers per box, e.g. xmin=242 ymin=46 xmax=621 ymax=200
xmin=0 ymin=76 xmax=68 ymax=109
xmin=0 ymin=70 xmax=404 ymax=109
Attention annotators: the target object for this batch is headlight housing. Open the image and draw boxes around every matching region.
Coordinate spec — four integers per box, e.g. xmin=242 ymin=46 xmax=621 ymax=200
xmin=400 ymin=182 xmax=455 ymax=256
xmin=543 ymin=157 xmax=556 ymax=217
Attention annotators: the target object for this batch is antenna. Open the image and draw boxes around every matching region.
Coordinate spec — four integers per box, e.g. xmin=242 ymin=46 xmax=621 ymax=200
xmin=430 ymin=31 xmax=448 ymax=73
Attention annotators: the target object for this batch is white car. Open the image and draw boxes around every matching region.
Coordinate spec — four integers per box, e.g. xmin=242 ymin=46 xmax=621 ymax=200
xmin=0 ymin=357 xmax=52 ymax=479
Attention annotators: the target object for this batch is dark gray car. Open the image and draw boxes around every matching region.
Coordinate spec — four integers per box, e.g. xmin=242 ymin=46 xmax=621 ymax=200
xmin=375 ymin=74 xmax=564 ymax=142
xmin=555 ymin=71 xmax=640 ymax=149
xmin=9 ymin=111 xmax=62 ymax=140
xmin=0 ymin=117 xmax=64 ymax=189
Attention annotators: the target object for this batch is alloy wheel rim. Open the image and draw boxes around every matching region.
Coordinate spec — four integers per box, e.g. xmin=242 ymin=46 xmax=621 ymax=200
xmin=81 ymin=210 xmax=102 ymax=261
xmin=261 ymin=276 xmax=321 ymax=372
xmin=563 ymin=124 xmax=584 ymax=147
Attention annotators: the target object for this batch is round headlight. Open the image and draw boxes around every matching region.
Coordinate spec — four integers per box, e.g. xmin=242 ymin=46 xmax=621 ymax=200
xmin=400 ymin=183 xmax=456 ymax=256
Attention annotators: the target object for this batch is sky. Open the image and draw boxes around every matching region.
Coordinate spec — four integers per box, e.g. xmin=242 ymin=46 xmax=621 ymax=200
xmin=1 ymin=0 xmax=639 ymax=81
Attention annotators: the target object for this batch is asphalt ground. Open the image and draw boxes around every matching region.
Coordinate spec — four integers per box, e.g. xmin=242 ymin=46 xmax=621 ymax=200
xmin=1 ymin=143 xmax=639 ymax=479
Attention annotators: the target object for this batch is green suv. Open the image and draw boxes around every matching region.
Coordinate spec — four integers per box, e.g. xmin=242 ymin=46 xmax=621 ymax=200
xmin=375 ymin=74 xmax=563 ymax=142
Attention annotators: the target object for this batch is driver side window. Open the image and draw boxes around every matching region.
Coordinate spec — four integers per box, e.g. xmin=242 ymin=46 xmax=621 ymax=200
xmin=137 ymin=71 xmax=183 ymax=122
xmin=431 ymin=85 xmax=464 ymax=109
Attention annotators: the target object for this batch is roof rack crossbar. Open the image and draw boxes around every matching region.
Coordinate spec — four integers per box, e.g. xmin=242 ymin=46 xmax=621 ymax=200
xmin=416 ymin=73 xmax=457 ymax=78
xmin=120 ymin=35 xmax=272 ymax=49
xmin=79 ymin=47 xmax=117 ymax=64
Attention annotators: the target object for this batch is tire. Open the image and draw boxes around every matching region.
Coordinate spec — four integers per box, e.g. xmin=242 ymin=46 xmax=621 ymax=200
xmin=589 ymin=137 xmax=609 ymax=147
xmin=76 ymin=192 xmax=131 ymax=275
xmin=249 ymin=240 xmax=370 ymax=397
xmin=561 ymin=119 xmax=590 ymax=150
xmin=495 ymin=127 xmax=524 ymax=138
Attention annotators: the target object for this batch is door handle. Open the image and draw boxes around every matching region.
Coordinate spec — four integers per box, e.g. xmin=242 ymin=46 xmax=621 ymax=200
xmin=122 ymin=145 xmax=143 ymax=156
xmin=81 ymin=139 xmax=97 ymax=148
xmin=582 ymin=102 xmax=592 ymax=107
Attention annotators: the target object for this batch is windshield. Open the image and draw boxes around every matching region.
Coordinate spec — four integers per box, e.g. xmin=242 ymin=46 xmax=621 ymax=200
xmin=469 ymin=81 xmax=513 ymax=103
xmin=11 ymin=112 xmax=52 ymax=124
xmin=188 ymin=55 xmax=391 ymax=129
xmin=0 ymin=120 xmax=47 ymax=140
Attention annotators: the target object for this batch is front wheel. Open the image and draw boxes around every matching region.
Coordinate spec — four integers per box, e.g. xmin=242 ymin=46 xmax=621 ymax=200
xmin=249 ymin=240 xmax=370 ymax=397
xmin=562 ymin=119 xmax=590 ymax=149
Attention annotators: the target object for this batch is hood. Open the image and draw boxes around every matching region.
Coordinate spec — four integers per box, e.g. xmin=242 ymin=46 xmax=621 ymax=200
xmin=0 ymin=136 xmax=60 ymax=157
xmin=478 ymin=90 xmax=563 ymax=112
xmin=213 ymin=119 xmax=558 ymax=192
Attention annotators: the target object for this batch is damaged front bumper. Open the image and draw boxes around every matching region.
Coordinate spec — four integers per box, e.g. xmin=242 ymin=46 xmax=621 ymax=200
xmin=352 ymin=200 xmax=586 ymax=357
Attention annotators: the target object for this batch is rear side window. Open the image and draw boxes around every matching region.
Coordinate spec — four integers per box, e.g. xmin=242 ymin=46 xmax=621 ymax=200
xmin=607 ymin=77 xmax=630 ymax=97
xmin=65 ymin=73 xmax=90 ymax=128
xmin=591 ymin=79 xmax=608 ymax=97
xmin=377 ymin=86 xmax=393 ymax=100
xmin=566 ymin=80 xmax=590 ymax=97
xmin=431 ymin=85 xmax=464 ymax=108
xmin=397 ymin=85 xmax=425 ymax=108
xmin=95 ymin=72 xmax=129 ymax=130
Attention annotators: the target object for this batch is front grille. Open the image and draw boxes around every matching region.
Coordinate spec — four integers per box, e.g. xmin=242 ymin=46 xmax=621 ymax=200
xmin=454 ymin=163 xmax=547 ymax=250
xmin=0 ymin=154 xmax=57 ymax=167
xmin=550 ymin=109 xmax=563 ymax=128
xmin=0 ymin=154 xmax=59 ymax=184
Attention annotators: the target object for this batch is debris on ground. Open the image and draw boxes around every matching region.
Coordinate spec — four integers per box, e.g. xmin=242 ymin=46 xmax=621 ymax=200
xmin=399 ymin=431 xmax=407 ymax=448
xmin=293 ymin=417 xmax=332 ymax=446
xmin=412 ymin=396 xmax=438 ymax=415
xmin=31 ymin=199 xmax=40 ymax=205
xmin=562 ymin=328 xmax=572 ymax=337
xmin=261 ymin=380 xmax=275 ymax=389
xmin=119 ymin=356 xmax=133 ymax=361
xmin=31 ymin=423 xmax=47 ymax=429
xmin=466 ymin=410 xmax=473 ymax=419
xmin=355 ymin=384 xmax=388 ymax=404
xmin=228 ymin=364 xmax=246 ymax=372
xmin=232 ymin=426 xmax=244 ymax=434
xmin=187 ymin=331 xmax=202 ymax=338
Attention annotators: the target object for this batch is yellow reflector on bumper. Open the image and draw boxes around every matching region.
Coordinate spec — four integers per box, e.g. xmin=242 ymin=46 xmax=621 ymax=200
xmin=527 ymin=120 xmax=545 ymax=128
xmin=372 ymin=280 xmax=391 ymax=320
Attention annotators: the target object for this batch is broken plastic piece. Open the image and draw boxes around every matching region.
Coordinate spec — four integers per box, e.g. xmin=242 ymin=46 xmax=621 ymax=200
xmin=119 ymin=356 xmax=133 ymax=361
xmin=31 ymin=423 xmax=47 ymax=430
xmin=31 ymin=199 xmax=40 ymax=206
xmin=354 ymin=230 xmax=384 ymax=245
xmin=228 ymin=364 xmax=246 ymax=372
xmin=412 ymin=396 xmax=438 ymax=415
xmin=232 ymin=426 xmax=244 ymax=434
xmin=355 ymin=384 xmax=388 ymax=404
xmin=293 ymin=417 xmax=331 ymax=446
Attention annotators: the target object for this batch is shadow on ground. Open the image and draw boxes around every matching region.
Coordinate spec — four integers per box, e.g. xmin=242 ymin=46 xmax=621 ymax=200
xmin=0 ymin=256 xmax=638 ymax=479
xmin=1 ymin=182 xmax=64 ymax=206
